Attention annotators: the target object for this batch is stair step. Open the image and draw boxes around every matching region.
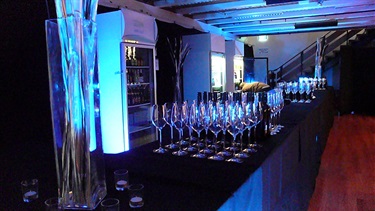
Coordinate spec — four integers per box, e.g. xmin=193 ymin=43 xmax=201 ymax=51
xmin=365 ymin=28 xmax=375 ymax=36
xmin=349 ymin=29 xmax=375 ymax=47
xmin=325 ymin=55 xmax=335 ymax=60
xmin=349 ymin=39 xmax=360 ymax=46
xmin=357 ymin=34 xmax=367 ymax=41
xmin=333 ymin=50 xmax=340 ymax=56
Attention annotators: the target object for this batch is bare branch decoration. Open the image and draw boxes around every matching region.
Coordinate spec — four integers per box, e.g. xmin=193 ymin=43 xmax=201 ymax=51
xmin=167 ymin=37 xmax=191 ymax=103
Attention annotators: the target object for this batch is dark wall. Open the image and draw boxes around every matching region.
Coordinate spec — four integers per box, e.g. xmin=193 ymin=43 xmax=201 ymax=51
xmin=1 ymin=1 xmax=56 ymax=148
xmin=0 ymin=1 xmax=58 ymax=205
xmin=154 ymin=20 xmax=201 ymax=104
xmin=0 ymin=3 xmax=200 ymax=146
xmin=339 ymin=46 xmax=375 ymax=115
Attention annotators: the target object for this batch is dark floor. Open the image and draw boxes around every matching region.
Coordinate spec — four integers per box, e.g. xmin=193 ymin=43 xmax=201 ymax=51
xmin=308 ymin=114 xmax=375 ymax=210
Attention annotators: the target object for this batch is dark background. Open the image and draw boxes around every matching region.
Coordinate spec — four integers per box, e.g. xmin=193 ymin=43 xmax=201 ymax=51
xmin=1 ymin=1 xmax=55 ymax=148
xmin=0 ymin=2 xmax=200 ymax=150
xmin=1 ymin=0 xmax=58 ymax=207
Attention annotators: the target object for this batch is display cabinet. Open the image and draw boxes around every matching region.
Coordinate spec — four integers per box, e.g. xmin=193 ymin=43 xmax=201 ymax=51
xmin=121 ymin=43 xmax=156 ymax=149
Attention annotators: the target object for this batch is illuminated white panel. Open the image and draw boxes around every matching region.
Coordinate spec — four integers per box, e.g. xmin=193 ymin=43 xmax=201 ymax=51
xmin=258 ymin=35 xmax=268 ymax=42
xmin=211 ymin=52 xmax=226 ymax=91
xmin=97 ymin=11 xmax=128 ymax=153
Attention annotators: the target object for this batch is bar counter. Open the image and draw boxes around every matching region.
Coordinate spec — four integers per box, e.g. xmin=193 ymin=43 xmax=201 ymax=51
xmin=5 ymin=89 xmax=335 ymax=210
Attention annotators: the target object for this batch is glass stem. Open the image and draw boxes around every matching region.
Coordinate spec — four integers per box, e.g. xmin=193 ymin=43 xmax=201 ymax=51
xmin=240 ymin=133 xmax=243 ymax=151
xmin=269 ymin=115 xmax=273 ymax=132
xmin=170 ymin=125 xmax=174 ymax=143
xmin=159 ymin=129 xmax=162 ymax=148
xmin=254 ymin=125 xmax=257 ymax=144
xmin=179 ymin=130 xmax=182 ymax=151
xmin=214 ymin=135 xmax=218 ymax=154
xmin=247 ymin=127 xmax=251 ymax=147
xmin=188 ymin=127 xmax=193 ymax=147
xmin=197 ymin=133 xmax=201 ymax=152
xmin=232 ymin=135 xmax=236 ymax=154
xmin=205 ymin=129 xmax=209 ymax=148
xmin=222 ymin=131 xmax=226 ymax=149
xmin=274 ymin=114 xmax=277 ymax=130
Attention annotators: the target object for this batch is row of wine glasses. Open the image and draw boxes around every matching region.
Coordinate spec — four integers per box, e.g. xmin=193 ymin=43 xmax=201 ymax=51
xmin=267 ymin=88 xmax=285 ymax=135
xmin=298 ymin=77 xmax=327 ymax=90
xmin=278 ymin=80 xmax=314 ymax=103
xmin=150 ymin=93 xmax=268 ymax=163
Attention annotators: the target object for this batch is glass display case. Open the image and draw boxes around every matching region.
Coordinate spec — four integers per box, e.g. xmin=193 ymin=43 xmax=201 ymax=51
xmin=211 ymin=52 xmax=226 ymax=92
xmin=121 ymin=42 xmax=156 ymax=149
xmin=234 ymin=55 xmax=244 ymax=90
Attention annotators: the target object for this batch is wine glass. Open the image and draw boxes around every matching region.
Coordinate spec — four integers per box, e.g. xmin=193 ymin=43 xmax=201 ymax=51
xmin=151 ymin=104 xmax=168 ymax=153
xmin=201 ymin=101 xmax=214 ymax=154
xmin=311 ymin=78 xmax=317 ymax=99
xmin=241 ymin=92 xmax=247 ymax=104
xmin=249 ymin=95 xmax=263 ymax=149
xmin=317 ymin=78 xmax=322 ymax=90
xmin=285 ymin=82 xmax=292 ymax=100
xmin=234 ymin=102 xmax=249 ymax=159
xmin=298 ymin=81 xmax=306 ymax=103
xmin=171 ymin=102 xmax=188 ymax=156
xmin=313 ymin=77 xmax=317 ymax=90
xmin=277 ymin=81 xmax=286 ymax=99
xmin=217 ymin=101 xmax=232 ymax=157
xmin=183 ymin=101 xmax=197 ymax=152
xmin=291 ymin=81 xmax=299 ymax=103
xmin=225 ymin=102 xmax=243 ymax=163
xmin=208 ymin=102 xmax=224 ymax=161
xmin=190 ymin=102 xmax=206 ymax=159
xmin=276 ymin=88 xmax=284 ymax=130
xmin=267 ymin=92 xmax=277 ymax=135
xmin=322 ymin=78 xmax=327 ymax=90
xmin=243 ymin=101 xmax=257 ymax=154
xmin=163 ymin=103 xmax=178 ymax=150
xmin=305 ymin=82 xmax=312 ymax=103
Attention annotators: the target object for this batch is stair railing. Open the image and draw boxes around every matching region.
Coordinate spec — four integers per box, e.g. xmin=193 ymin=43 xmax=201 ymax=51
xmin=273 ymin=29 xmax=362 ymax=82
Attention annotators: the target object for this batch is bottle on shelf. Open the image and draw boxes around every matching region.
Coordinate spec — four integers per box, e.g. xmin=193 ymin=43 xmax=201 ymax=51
xmin=127 ymin=84 xmax=151 ymax=106
xmin=138 ymin=69 xmax=144 ymax=83
xmin=137 ymin=57 xmax=143 ymax=66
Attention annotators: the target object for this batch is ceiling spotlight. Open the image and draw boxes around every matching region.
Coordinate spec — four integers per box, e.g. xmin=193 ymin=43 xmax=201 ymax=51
xmin=258 ymin=35 xmax=268 ymax=42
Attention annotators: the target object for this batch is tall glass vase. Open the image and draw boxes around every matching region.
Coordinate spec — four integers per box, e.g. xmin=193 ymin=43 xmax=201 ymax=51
xmin=45 ymin=17 xmax=106 ymax=209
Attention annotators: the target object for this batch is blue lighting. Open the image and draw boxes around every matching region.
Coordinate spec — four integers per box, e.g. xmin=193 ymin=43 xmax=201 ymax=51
xmin=97 ymin=11 xmax=128 ymax=153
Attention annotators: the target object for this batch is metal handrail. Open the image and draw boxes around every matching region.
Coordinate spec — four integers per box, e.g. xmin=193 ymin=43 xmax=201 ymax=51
xmin=272 ymin=31 xmax=331 ymax=73
xmin=272 ymin=29 xmax=363 ymax=82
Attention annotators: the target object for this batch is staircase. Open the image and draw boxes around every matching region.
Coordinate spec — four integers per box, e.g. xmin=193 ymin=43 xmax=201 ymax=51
xmin=273 ymin=28 xmax=375 ymax=82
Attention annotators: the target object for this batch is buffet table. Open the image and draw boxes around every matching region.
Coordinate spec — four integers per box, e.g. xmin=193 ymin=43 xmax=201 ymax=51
xmin=11 ymin=89 xmax=334 ymax=210
xmin=103 ymin=88 xmax=335 ymax=210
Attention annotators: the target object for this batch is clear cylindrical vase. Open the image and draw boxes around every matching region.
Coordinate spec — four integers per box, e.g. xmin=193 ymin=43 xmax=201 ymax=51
xmin=45 ymin=17 xmax=107 ymax=210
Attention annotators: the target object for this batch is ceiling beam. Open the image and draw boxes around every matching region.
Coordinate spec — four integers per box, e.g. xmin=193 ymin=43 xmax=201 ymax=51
xmin=219 ymin=10 xmax=375 ymax=31
xmin=153 ymin=0 xmax=233 ymax=8
xmin=193 ymin=0 xmax=375 ymax=21
xmin=175 ymin=0 xmax=266 ymax=15
xmin=234 ymin=19 xmax=375 ymax=36
xmin=205 ymin=4 xmax=375 ymax=25
xmin=98 ymin=0 xmax=237 ymax=40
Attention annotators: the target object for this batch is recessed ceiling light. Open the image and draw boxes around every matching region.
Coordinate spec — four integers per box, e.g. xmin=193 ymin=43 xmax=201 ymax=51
xmin=258 ymin=35 xmax=268 ymax=42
